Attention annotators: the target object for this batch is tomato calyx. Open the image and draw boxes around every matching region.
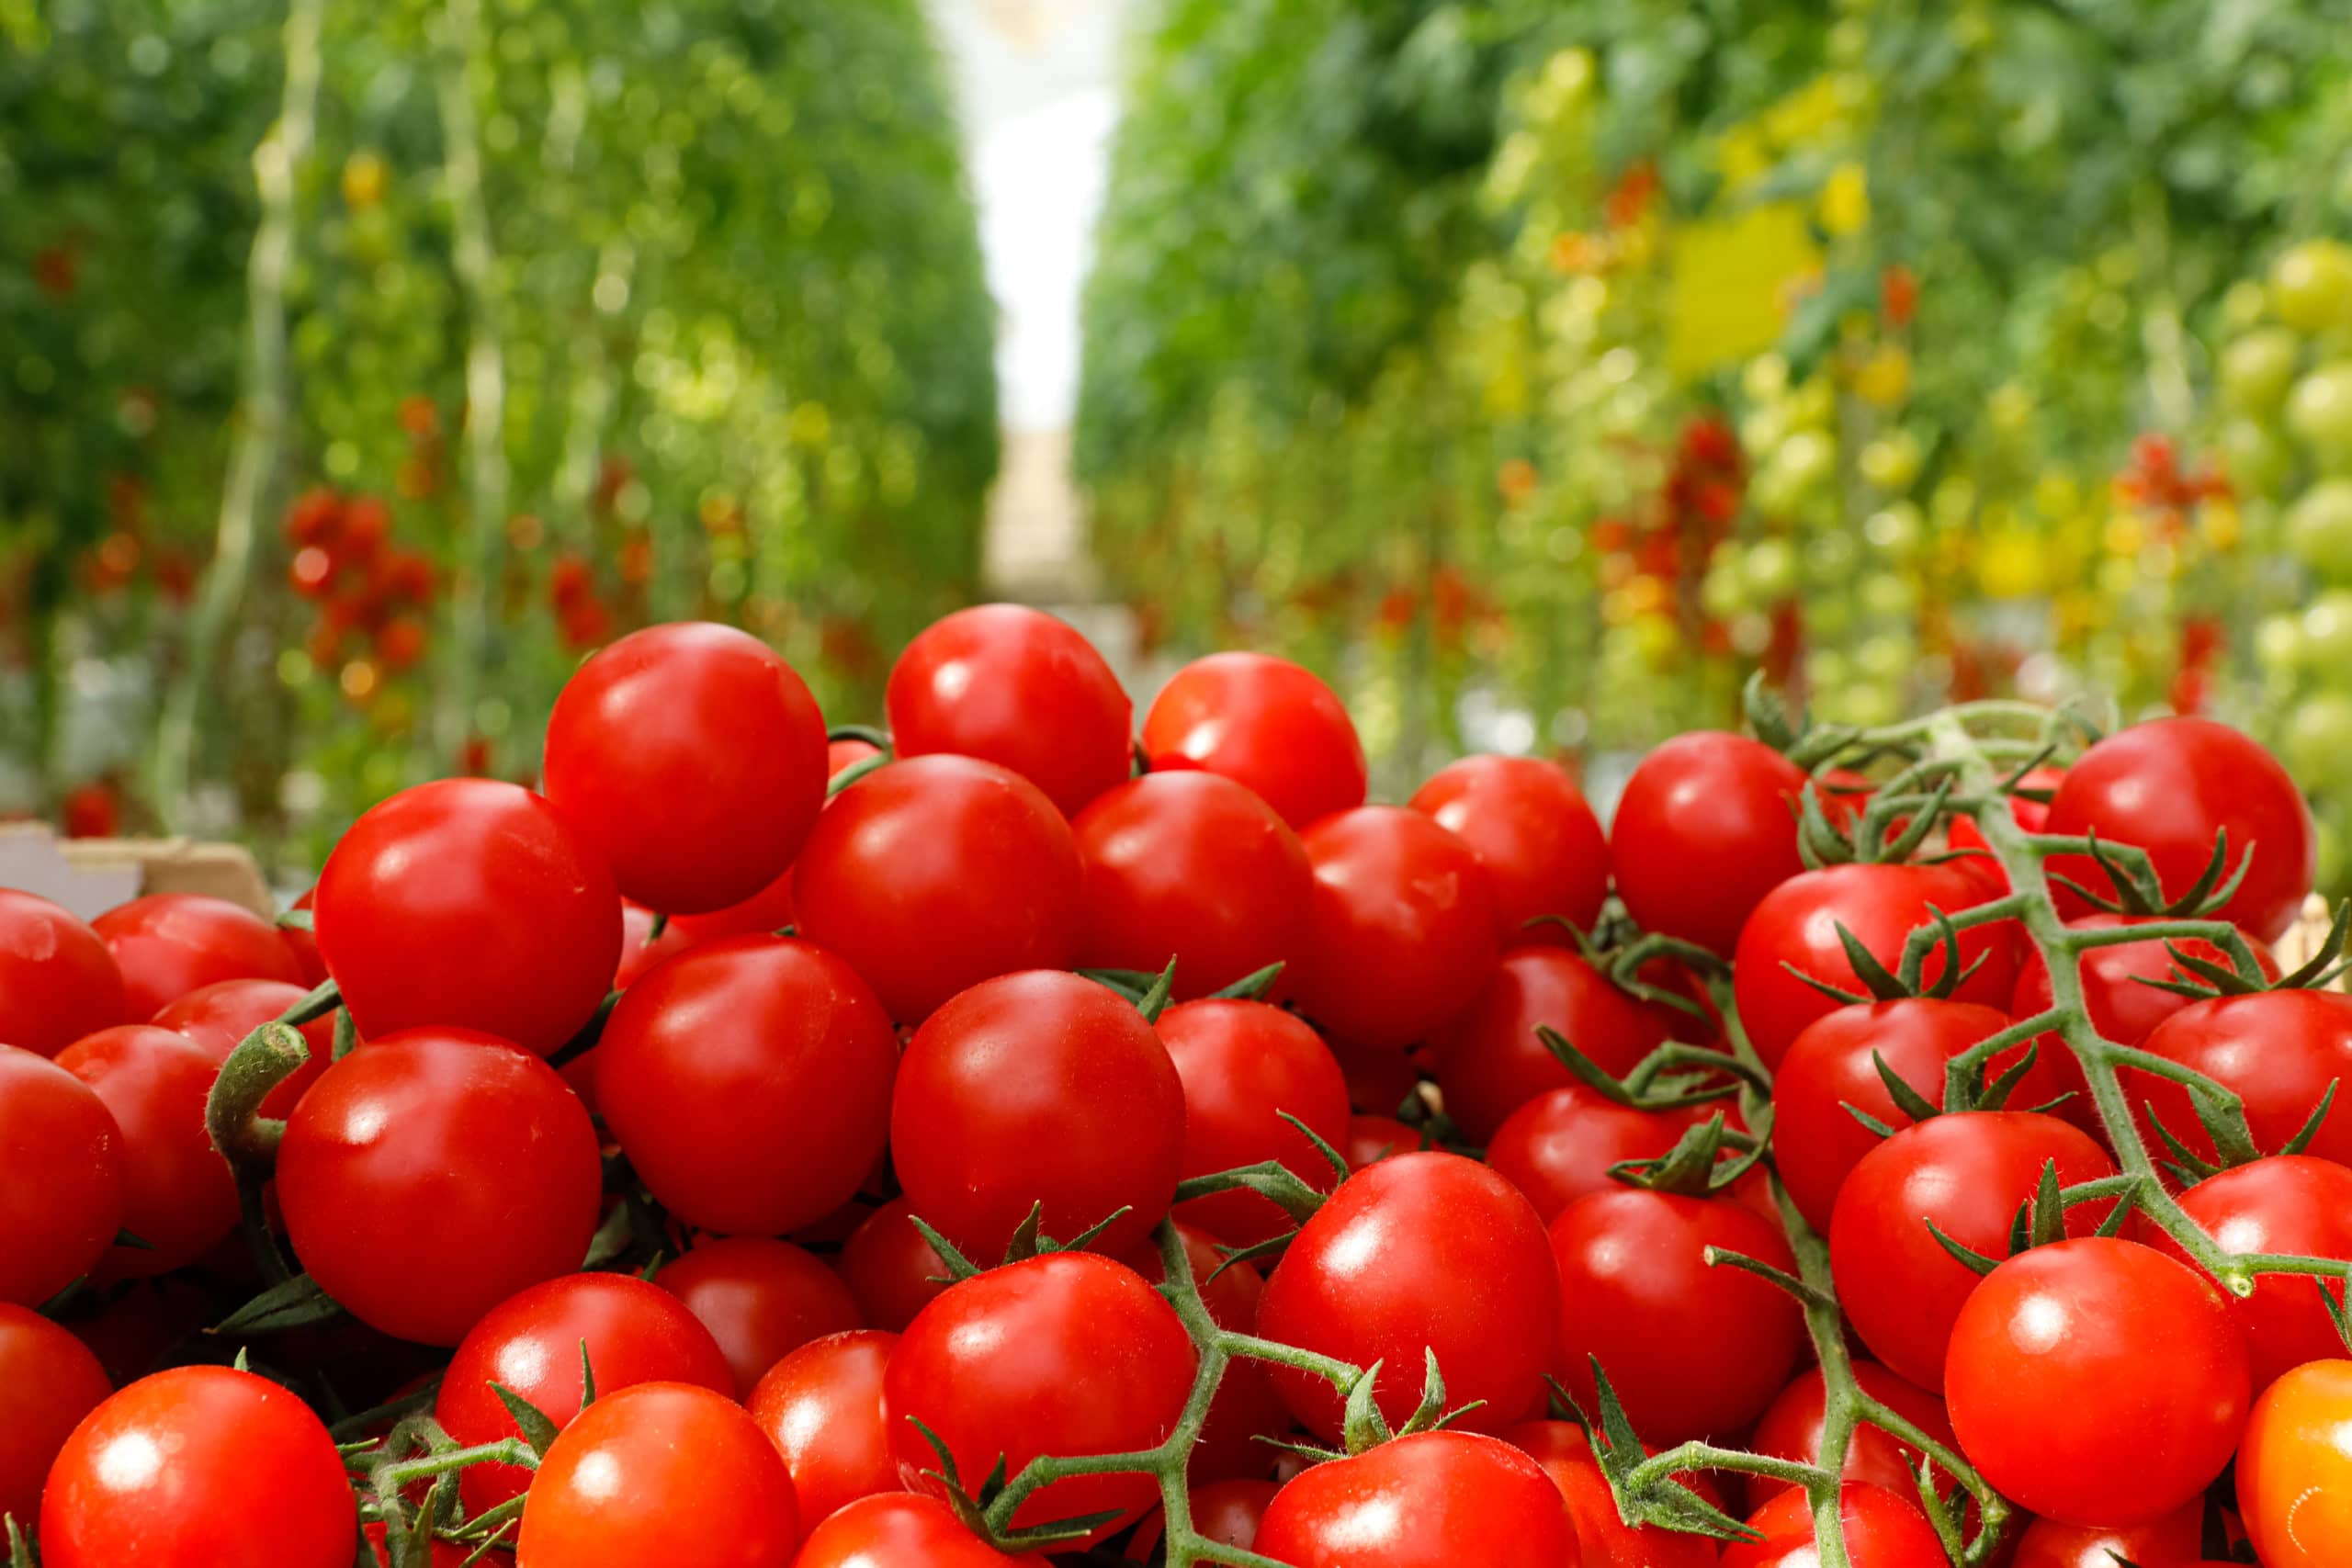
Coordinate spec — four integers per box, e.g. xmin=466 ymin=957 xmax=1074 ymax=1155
xmin=906 ymin=1199 xmax=1144 ymax=1280
xmin=488 ymin=1337 xmax=600 ymax=1461
xmin=2146 ymin=1076 xmax=2345 ymax=1188
xmin=1557 ymin=1359 xmax=1765 ymax=1545
xmin=1924 ymin=1157 xmax=2141 ymax=1280
xmin=2143 ymin=900 xmax=2352 ymax=1002
xmin=1842 ymin=1038 xmax=2066 ymax=1142
xmin=1786 ymin=899 xmax=2006 ymax=1007
xmin=2047 ymin=824 xmax=2254 ymax=924
xmin=900 ymin=1414 xmax=1132 ymax=1554
xmin=1608 ymin=1111 xmax=1767 ymax=1201
xmin=359 ymin=1409 xmax=542 ymax=1566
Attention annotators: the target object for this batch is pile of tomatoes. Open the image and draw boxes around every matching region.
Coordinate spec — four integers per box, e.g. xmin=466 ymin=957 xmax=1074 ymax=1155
xmin=4 ymin=604 xmax=2351 ymax=1568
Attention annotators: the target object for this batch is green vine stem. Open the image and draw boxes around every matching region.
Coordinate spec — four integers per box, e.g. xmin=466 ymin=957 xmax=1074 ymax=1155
xmin=203 ymin=1021 xmax=312 ymax=1285
xmin=153 ymin=0 xmax=322 ymax=824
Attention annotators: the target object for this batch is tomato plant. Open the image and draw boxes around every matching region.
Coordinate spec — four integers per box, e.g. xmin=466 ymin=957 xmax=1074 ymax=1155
xmin=1486 ymin=1085 xmax=1712 ymax=1224
xmin=1501 ymin=1421 xmax=1717 ymax=1568
xmin=2149 ymin=1156 xmax=2352 ymax=1393
xmin=1430 ymin=945 xmax=1678 ymax=1144
xmin=1747 ymin=1361 xmax=1956 ymax=1503
xmin=1718 ymin=1482 xmax=1949 ymax=1568
xmin=2127 ymin=988 xmax=2352 ymax=1166
xmin=152 ymin=978 xmax=334 ymax=1117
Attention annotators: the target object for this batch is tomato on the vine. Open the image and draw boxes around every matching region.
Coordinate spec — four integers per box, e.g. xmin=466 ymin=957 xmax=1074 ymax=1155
xmin=1252 ymin=1430 xmax=1580 ymax=1568
xmin=654 ymin=1236 xmax=865 ymax=1397
xmin=1430 ymin=946 xmax=1677 ymax=1144
xmin=791 ymin=1494 xmax=1048 ymax=1567
xmin=1408 ymin=754 xmax=1610 ymax=942
xmin=152 ymin=978 xmax=334 ymax=1117
xmin=0 ymin=1301 xmax=111 ymax=1530
xmin=837 ymin=1197 xmax=952 ymax=1331
xmin=1159 ymin=998 xmax=1351 ymax=1246
xmin=2127 ymin=989 xmax=2352 ymax=1166
xmin=1718 ymin=1482 xmax=1948 ymax=1568
xmin=1120 ymin=1478 xmax=1278 ymax=1557
xmin=1129 ymin=1223 xmax=1292 ymax=1482
xmin=1946 ymin=1237 xmax=2249 ymax=1526
xmin=1140 ymin=650 xmax=1367 ymax=829
xmin=54 ymin=1026 xmax=236 ymax=1277
xmin=0 ymin=889 xmax=123 ymax=1055
xmin=1344 ymin=1113 xmax=1429 ymax=1169
xmin=93 ymin=893 xmax=303 ymax=1020
xmin=0 ymin=1043 xmax=122 ymax=1307
xmin=1486 ymin=1086 xmax=1711 ymax=1224
xmin=1611 ymin=731 xmax=1823 ymax=956
xmin=2149 ymin=1155 xmax=2352 ymax=1393
xmin=1501 ymin=1421 xmax=1715 ymax=1568
xmin=1747 ymin=1361 xmax=1956 ymax=1504
xmin=747 ymin=1329 xmax=900 ymax=1529
xmin=2237 ymin=1357 xmax=2352 ymax=1568
xmin=2007 ymin=1498 xmax=2205 ymax=1568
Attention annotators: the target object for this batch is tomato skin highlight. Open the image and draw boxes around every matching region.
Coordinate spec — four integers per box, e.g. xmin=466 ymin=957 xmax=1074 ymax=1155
xmin=887 ymin=602 xmax=1133 ymax=818
xmin=655 ymin=1236 xmax=865 ymax=1398
xmin=1408 ymin=754 xmax=1610 ymax=943
xmin=1487 ymin=1085 xmax=1710 ymax=1224
xmin=746 ymin=1328 xmax=901 ymax=1529
xmin=1159 ymin=998 xmax=1351 ymax=1246
xmin=1140 ymin=650 xmax=1367 ymax=830
xmin=40 ymin=1365 xmax=356 ymax=1568
xmin=517 ymin=1381 xmax=801 ymax=1568
xmin=2237 ymin=1357 xmax=2352 ymax=1568
xmin=92 ymin=893 xmax=304 ymax=1021
xmin=0 ymin=1043 xmax=123 ymax=1308
xmin=2007 ymin=1497 xmax=2205 ymax=1568
xmin=0 ymin=1302 xmax=111 ymax=1529
xmin=1430 ymin=945 xmax=1676 ymax=1144
xmin=54 ymin=1026 xmax=237 ymax=1277
xmin=2148 ymin=1156 xmax=2352 ymax=1395
xmin=0 ymin=889 xmax=125 ymax=1056
xmin=277 ymin=1028 xmax=603 ymax=1346
xmin=1253 ymin=1429 xmax=1581 ymax=1568
xmin=153 ymin=977 xmax=335 ymax=1116
xmin=1945 ymin=1237 xmax=2250 ymax=1527
xmin=1611 ymin=731 xmax=1819 ymax=956
xmin=1718 ymin=1482 xmax=1948 ymax=1568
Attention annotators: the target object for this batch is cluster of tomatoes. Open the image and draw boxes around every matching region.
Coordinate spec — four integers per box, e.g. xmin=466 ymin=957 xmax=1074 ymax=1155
xmin=3 ymin=604 xmax=2351 ymax=1568
xmin=283 ymin=487 xmax=436 ymax=691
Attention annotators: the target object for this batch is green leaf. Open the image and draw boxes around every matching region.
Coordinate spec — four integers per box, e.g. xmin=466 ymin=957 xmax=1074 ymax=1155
xmin=904 ymin=1213 xmax=981 ymax=1282
xmin=1340 ymin=1359 xmax=1392 ymax=1455
xmin=1135 ymin=957 xmax=1179 ymax=1024
xmin=213 ymin=1271 xmax=346 ymax=1336
xmin=1207 ymin=961 xmax=1285 ymax=1001
xmin=492 ymin=1382 xmax=562 ymax=1459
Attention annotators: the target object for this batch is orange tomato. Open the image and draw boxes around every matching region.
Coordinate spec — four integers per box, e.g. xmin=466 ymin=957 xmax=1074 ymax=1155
xmin=2238 ymin=1358 xmax=2352 ymax=1567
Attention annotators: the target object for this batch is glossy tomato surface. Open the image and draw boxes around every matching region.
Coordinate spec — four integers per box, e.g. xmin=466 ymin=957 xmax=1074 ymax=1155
xmin=54 ymin=1026 xmax=236 ymax=1276
xmin=2149 ymin=1156 xmax=2352 ymax=1393
xmin=0 ymin=1043 xmax=122 ymax=1307
xmin=0 ymin=889 xmax=124 ymax=1056
xmin=94 ymin=894 xmax=303 ymax=1021
xmin=1501 ymin=1421 xmax=1715 ymax=1568
xmin=791 ymin=1494 xmax=1048 ymax=1567
xmin=1159 ymin=998 xmax=1351 ymax=1246
xmin=1408 ymin=754 xmax=1610 ymax=942
xmin=1611 ymin=731 xmax=1819 ymax=956
xmin=0 ymin=1301 xmax=112 ymax=1529
xmin=1486 ymin=1085 xmax=1710 ymax=1224
xmin=1717 ymin=1482 xmax=1947 ymax=1568
xmin=1140 ymin=651 xmax=1366 ymax=830
xmin=2238 ymin=1357 xmax=2352 ymax=1568
xmin=2127 ymin=988 xmax=2352 ymax=1167
xmin=1252 ymin=1430 xmax=1580 ymax=1568
xmin=746 ymin=1329 xmax=901 ymax=1529
xmin=1430 ymin=945 xmax=1677 ymax=1144
xmin=655 ymin=1237 xmax=865 ymax=1397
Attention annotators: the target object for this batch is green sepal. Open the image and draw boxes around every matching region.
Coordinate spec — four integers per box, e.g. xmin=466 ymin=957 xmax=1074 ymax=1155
xmin=904 ymin=1213 xmax=982 ymax=1283
xmin=1924 ymin=1219 xmax=2000 ymax=1278
xmin=213 ymin=1271 xmax=346 ymax=1336
xmin=1340 ymin=1359 xmax=1392 ymax=1455
xmin=490 ymin=1383 xmax=561 ymax=1459
xmin=577 ymin=1338 xmax=597 ymax=1409
xmin=1134 ymin=958 xmax=1178 ymax=1024
xmin=1207 ymin=961 xmax=1285 ymax=1001
xmin=1570 ymin=1359 xmax=1758 ymax=1542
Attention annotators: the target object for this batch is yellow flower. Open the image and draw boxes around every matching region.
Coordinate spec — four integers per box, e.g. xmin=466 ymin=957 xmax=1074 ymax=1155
xmin=1820 ymin=163 xmax=1870 ymax=237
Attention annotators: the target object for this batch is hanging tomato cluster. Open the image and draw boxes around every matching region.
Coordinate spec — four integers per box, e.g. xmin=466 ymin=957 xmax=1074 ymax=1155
xmin=282 ymin=488 xmax=437 ymax=704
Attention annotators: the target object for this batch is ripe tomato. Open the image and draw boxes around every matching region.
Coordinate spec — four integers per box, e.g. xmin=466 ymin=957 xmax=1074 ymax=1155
xmin=884 ymin=1253 xmax=1195 ymax=1539
xmin=747 ymin=1329 xmax=900 ymax=1528
xmin=1159 ymin=998 xmax=1351 ymax=1246
xmin=436 ymin=1272 xmax=732 ymax=1513
xmin=1772 ymin=998 xmax=2050 ymax=1231
xmin=543 ymin=622 xmax=829 ymax=914
xmin=0 ymin=1043 xmax=121 ymax=1306
xmin=1487 ymin=1087 xmax=1711 ymax=1224
xmin=1344 ymin=1113 xmax=1428 ymax=1169
xmin=2012 ymin=913 xmax=2277 ymax=1051
xmin=516 ymin=1382 xmax=800 ymax=1568
xmin=1257 ymin=1152 xmax=1558 ymax=1440
xmin=2237 ymin=1357 xmax=2352 ymax=1568
xmin=1747 ymin=1361 xmax=1956 ymax=1504
xmin=1253 ymin=1430 xmax=1579 ymax=1568
xmin=0 ymin=889 xmax=124 ymax=1055
xmin=892 ymin=969 xmax=1182 ymax=1261
xmin=1946 ymin=1237 xmax=2248 ymax=1526
xmin=1289 ymin=807 xmax=1498 ymax=1052
xmin=153 ymin=978 xmax=334 ymax=1117
xmin=655 ymin=1237 xmax=865 ymax=1398
xmin=54 ymin=1026 xmax=236 ymax=1276
xmin=1830 ymin=1110 xmax=2119 ymax=1390
xmin=1408 ymin=755 xmax=1610 ymax=942
xmin=2044 ymin=716 xmax=2314 ymax=942
xmin=316 ymin=779 xmax=621 ymax=1055
xmin=2149 ymin=1156 xmax=2352 ymax=1393
xmin=1140 ymin=651 xmax=1366 ymax=829
xmin=1331 ymin=1034 xmax=1424 ymax=1115
xmin=0 ymin=1302 xmax=111 ymax=1529
xmin=1430 ymin=945 xmax=1678 ymax=1143
xmin=597 ymin=936 xmax=897 ymax=1237
xmin=2008 ymin=1497 xmax=2205 ymax=1568
xmin=837 ymin=1197 xmax=951 ymax=1331
xmin=1072 ymin=773 xmax=1312 ymax=998
xmin=792 ymin=756 xmax=1080 ymax=1024
xmin=1611 ymin=732 xmax=1820 ymax=956
xmin=1121 ymin=1479 xmax=1278 ymax=1557
xmin=277 ymin=1029 xmax=602 ymax=1345
xmin=92 ymin=893 xmax=303 ymax=1020
xmin=887 ymin=603 xmax=1133 ymax=818
xmin=1551 ymin=1188 xmax=1804 ymax=1443
xmin=2128 ymin=990 xmax=2352 ymax=1167
xmin=1129 ymin=1224 xmax=1291 ymax=1482
xmin=277 ymin=887 xmax=327 ymax=986
xmin=40 ymin=1365 xmax=355 ymax=1568
xmin=1718 ymin=1482 xmax=1947 ymax=1568
xmin=791 ymin=1493 xmax=1048 ymax=1567
xmin=1501 ymin=1422 xmax=1714 ymax=1568
xmin=1734 ymin=862 xmax=2017 ymax=1069
xmin=614 ymin=900 xmax=697 ymax=987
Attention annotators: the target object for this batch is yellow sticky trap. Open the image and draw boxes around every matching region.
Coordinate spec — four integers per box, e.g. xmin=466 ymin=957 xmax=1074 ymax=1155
xmin=1665 ymin=203 xmax=1821 ymax=380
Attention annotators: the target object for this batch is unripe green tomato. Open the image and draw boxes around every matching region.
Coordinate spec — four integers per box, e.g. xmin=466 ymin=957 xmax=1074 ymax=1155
xmin=1863 ymin=502 xmax=1927 ymax=559
xmin=1743 ymin=537 xmax=1800 ymax=602
xmin=2221 ymin=417 xmax=2295 ymax=495
xmin=2289 ymin=479 xmax=2352 ymax=581
xmin=1743 ymin=353 xmax=1791 ymax=404
xmin=2283 ymin=692 xmax=2352 ymax=782
xmin=1741 ymin=407 xmax=1789 ymax=459
xmin=2273 ymin=240 xmax=2352 ymax=335
xmin=2221 ymin=327 xmax=2303 ymax=411
xmin=1859 ymin=430 xmax=1923 ymax=491
xmin=2289 ymin=363 xmax=2352 ymax=468
xmin=2303 ymin=591 xmax=2352 ymax=668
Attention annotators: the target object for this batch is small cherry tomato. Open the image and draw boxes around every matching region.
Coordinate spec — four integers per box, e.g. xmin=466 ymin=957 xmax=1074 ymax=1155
xmin=516 ymin=1382 xmax=800 ymax=1568
xmin=1502 ymin=1421 xmax=1714 ymax=1568
xmin=747 ymin=1329 xmax=900 ymax=1528
xmin=40 ymin=1365 xmax=356 ymax=1568
xmin=278 ymin=887 xmax=328 ymax=987
xmin=1253 ymin=1430 xmax=1580 ymax=1568
xmin=1611 ymin=732 xmax=1821 ymax=956
xmin=93 ymin=893 xmax=303 ymax=1019
xmin=0 ymin=889 xmax=124 ymax=1055
xmin=1487 ymin=1086 xmax=1712 ymax=1224
xmin=1430 ymin=945 xmax=1678 ymax=1144
xmin=655 ymin=1236 xmax=865 ymax=1397
xmin=2150 ymin=1156 xmax=2352 ymax=1393
xmin=1946 ymin=1237 xmax=2248 ymax=1526
xmin=837 ymin=1197 xmax=952 ymax=1332
xmin=2237 ymin=1357 xmax=2352 ymax=1568
xmin=1121 ymin=1478 xmax=1279 ymax=1557
xmin=791 ymin=1493 xmax=1048 ymax=1567
xmin=317 ymin=779 xmax=621 ymax=1055
xmin=2008 ymin=1496 xmax=2204 ymax=1568
xmin=1718 ymin=1482 xmax=1947 ymax=1568
xmin=277 ymin=1028 xmax=602 ymax=1345
xmin=1344 ymin=1113 xmax=1429 ymax=1169
xmin=1129 ymin=1224 xmax=1291 ymax=1482
xmin=2128 ymin=989 xmax=2352 ymax=1167
xmin=1159 ymin=998 xmax=1351 ymax=1246
xmin=1409 ymin=754 xmax=1610 ymax=942
xmin=54 ymin=1026 xmax=236 ymax=1276
xmin=0 ymin=1301 xmax=111 ymax=1529
xmin=0 ymin=1043 xmax=122 ymax=1306
xmin=1747 ymin=1361 xmax=1956 ymax=1503
xmin=1140 ymin=651 xmax=1367 ymax=829
xmin=152 ymin=978 xmax=334 ymax=1117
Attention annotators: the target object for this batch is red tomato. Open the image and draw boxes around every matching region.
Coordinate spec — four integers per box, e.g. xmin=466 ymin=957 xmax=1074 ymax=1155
xmin=543 ymin=622 xmax=829 ymax=914
xmin=2045 ymin=716 xmax=2314 ymax=942
xmin=1772 ymin=998 xmax=2049 ymax=1231
xmin=0 ymin=889 xmax=124 ymax=1055
xmin=1289 ymin=807 xmax=1499 ymax=1052
xmin=54 ymin=1026 xmax=235 ymax=1276
xmin=597 ymin=936 xmax=897 ymax=1237
xmin=614 ymin=900 xmax=696 ymax=987
xmin=1486 ymin=1086 xmax=1711 ymax=1224
xmin=0 ymin=1302 xmax=110 ymax=1529
xmin=1747 ymin=1361 xmax=1956 ymax=1503
xmin=1130 ymin=1224 xmax=1291 ymax=1482
xmin=837 ymin=1197 xmax=951 ymax=1331
xmin=278 ymin=888 xmax=327 ymax=987
xmin=436 ymin=1272 xmax=733 ymax=1513
xmin=0 ymin=1043 xmax=121 ymax=1306
xmin=748 ymin=1330 xmax=901 ymax=1528
xmin=791 ymin=1493 xmax=1048 ymax=1567
xmin=1501 ymin=1421 xmax=1713 ymax=1568
xmin=1718 ymin=1482 xmax=1947 ymax=1568
xmin=1253 ymin=1429 xmax=1579 ymax=1568
xmin=1551 ymin=1188 xmax=1804 ymax=1443
xmin=92 ymin=894 xmax=302 ymax=1020
xmin=2128 ymin=990 xmax=2352 ymax=1167
xmin=2008 ymin=1497 xmax=2204 ymax=1568
xmin=1611 ymin=732 xmax=1820 ymax=956
xmin=152 ymin=978 xmax=334 ymax=1117
xmin=666 ymin=871 xmax=797 ymax=947
xmin=516 ymin=1382 xmax=800 ymax=1567
xmin=1732 ymin=862 xmax=2018 ymax=1070
xmin=655 ymin=1237 xmax=864 ymax=1398
xmin=1430 ymin=945 xmax=1678 ymax=1144
xmin=791 ymin=756 xmax=1080 ymax=1024
xmin=1344 ymin=1113 xmax=1429 ymax=1170
xmin=2236 ymin=1357 xmax=2352 ymax=1568
xmin=1122 ymin=1478 xmax=1278 ymax=1557
xmin=1159 ymin=998 xmax=1351 ymax=1246
xmin=2149 ymin=1156 xmax=2352 ymax=1393
xmin=892 ymin=969 xmax=1182 ymax=1261
xmin=884 ymin=1253 xmax=1195 ymax=1539
xmin=887 ymin=604 xmax=1132 ymax=818
xmin=1947 ymin=1237 xmax=2248 ymax=1525
xmin=1072 ymin=772 xmax=1312 ymax=998
xmin=1257 ymin=1152 xmax=1558 ymax=1440
xmin=40 ymin=1365 xmax=355 ymax=1568
xmin=316 ymin=779 xmax=621 ymax=1055
xmin=1140 ymin=651 xmax=1366 ymax=829
xmin=1829 ymin=1110 xmax=2119 ymax=1391
xmin=1331 ymin=1034 xmax=1425 ymax=1115
xmin=1409 ymin=755 xmax=1611 ymax=942
xmin=277 ymin=1028 xmax=602 ymax=1345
